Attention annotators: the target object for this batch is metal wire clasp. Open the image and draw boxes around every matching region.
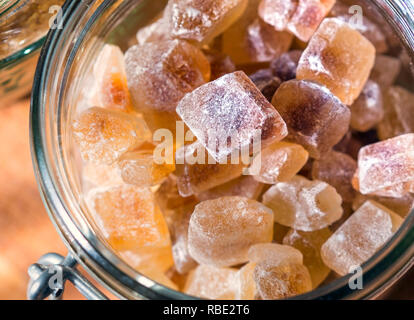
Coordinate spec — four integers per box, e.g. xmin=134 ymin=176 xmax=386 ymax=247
xmin=27 ymin=252 xmax=108 ymax=300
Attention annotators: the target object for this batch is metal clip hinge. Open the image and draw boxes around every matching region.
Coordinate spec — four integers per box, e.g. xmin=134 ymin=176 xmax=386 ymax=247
xmin=27 ymin=253 xmax=108 ymax=300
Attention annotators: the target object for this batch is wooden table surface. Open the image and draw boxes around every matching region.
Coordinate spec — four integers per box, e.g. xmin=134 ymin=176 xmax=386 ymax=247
xmin=0 ymin=99 xmax=412 ymax=300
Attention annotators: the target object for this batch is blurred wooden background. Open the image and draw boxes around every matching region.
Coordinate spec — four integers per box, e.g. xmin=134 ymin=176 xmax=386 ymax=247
xmin=0 ymin=100 xmax=85 ymax=299
xmin=0 ymin=99 xmax=412 ymax=300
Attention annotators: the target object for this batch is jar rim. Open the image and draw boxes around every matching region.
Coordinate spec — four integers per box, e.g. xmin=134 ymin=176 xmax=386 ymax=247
xmin=0 ymin=0 xmax=63 ymax=68
xmin=0 ymin=0 xmax=27 ymax=18
xmin=0 ymin=36 xmax=44 ymax=68
xmin=30 ymin=0 xmax=414 ymax=300
xmin=0 ymin=0 xmax=43 ymax=67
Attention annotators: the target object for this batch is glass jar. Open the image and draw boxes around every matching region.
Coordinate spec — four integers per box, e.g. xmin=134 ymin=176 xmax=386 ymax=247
xmin=30 ymin=0 xmax=414 ymax=299
xmin=0 ymin=0 xmax=64 ymax=106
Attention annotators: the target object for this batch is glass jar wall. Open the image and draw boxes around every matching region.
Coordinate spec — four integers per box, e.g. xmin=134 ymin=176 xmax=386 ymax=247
xmin=30 ymin=0 xmax=414 ymax=299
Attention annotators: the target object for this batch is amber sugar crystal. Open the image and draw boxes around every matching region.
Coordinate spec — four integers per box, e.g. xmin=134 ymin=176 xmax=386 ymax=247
xmin=330 ymin=1 xmax=388 ymax=54
xmin=259 ymin=0 xmax=335 ymax=42
xmin=247 ymin=243 xmax=312 ymax=299
xmin=93 ymin=44 xmax=133 ymax=112
xmin=236 ymin=243 xmax=312 ymax=300
xmin=377 ymin=86 xmax=414 ymax=141
xmin=155 ymin=174 xmax=198 ymax=216
xmin=254 ymin=260 xmax=312 ymax=299
xmin=184 ymin=265 xmax=238 ymax=299
xmin=72 ymin=107 xmax=151 ymax=164
xmin=370 ymin=55 xmax=402 ymax=89
xmin=353 ymin=133 xmax=414 ymax=197
xmin=203 ymin=49 xmax=236 ymax=81
xmin=248 ymin=243 xmax=304 ymax=265
xmin=119 ymin=245 xmax=174 ymax=275
xmin=140 ymin=268 xmax=179 ymax=291
xmin=86 ymin=185 xmax=170 ymax=251
xmin=167 ymin=0 xmax=248 ymax=44
xmin=169 ymin=203 xmax=198 ymax=274
xmin=273 ymin=223 xmax=291 ymax=244
xmin=287 ymin=0 xmax=336 ymax=42
xmin=187 ymin=196 xmax=274 ymax=267
xmin=245 ymin=18 xmax=293 ymax=63
xmin=82 ymin=162 xmax=123 ymax=189
xmin=352 ymin=193 xmax=414 ymax=219
xmin=236 ymin=262 xmax=257 ymax=299
xmin=136 ymin=13 xmax=171 ymax=45
xmin=283 ymin=228 xmax=332 ymax=288
xmin=125 ymin=39 xmax=210 ymax=133
xmin=321 ymin=200 xmax=403 ymax=275
xmin=154 ymin=178 xmax=199 ymax=275
xmin=222 ymin=0 xmax=263 ymax=65
xmin=250 ymin=140 xmax=309 ymax=184
xmin=262 ymin=175 xmax=343 ymax=231
xmin=311 ymin=150 xmax=357 ymax=202
xmin=296 ymin=18 xmax=375 ymax=105
xmin=258 ymin=0 xmax=297 ymax=32
xmin=118 ymin=143 xmax=175 ymax=187
xmin=271 ymin=79 xmax=350 ymax=159
xmin=174 ymin=142 xmax=246 ymax=197
xmin=197 ymin=175 xmax=264 ymax=202
xmin=350 ymin=80 xmax=384 ymax=132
